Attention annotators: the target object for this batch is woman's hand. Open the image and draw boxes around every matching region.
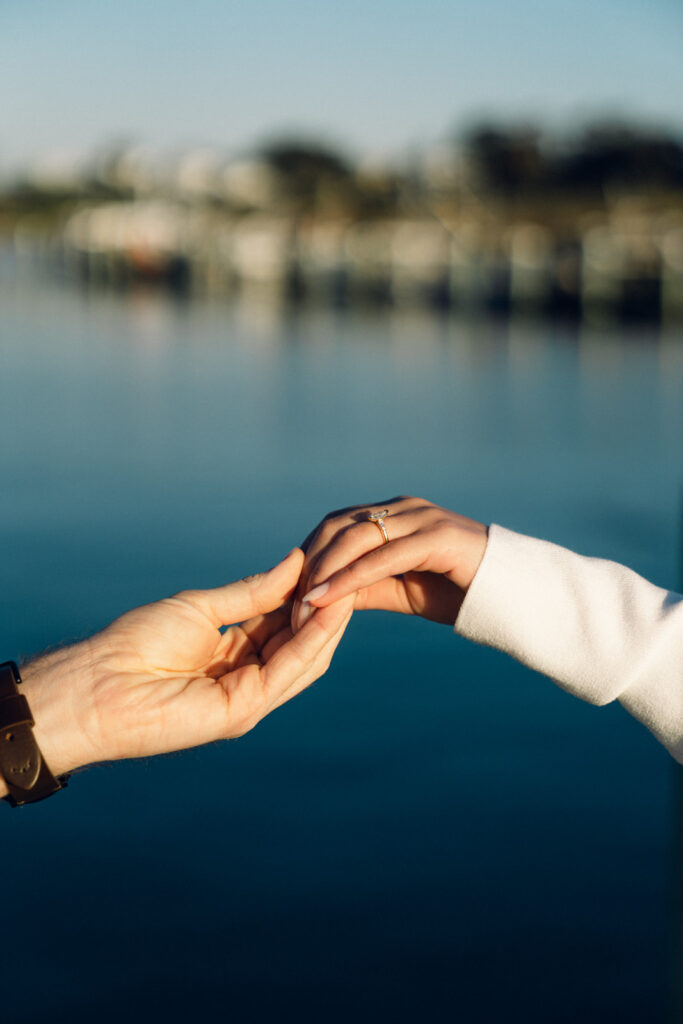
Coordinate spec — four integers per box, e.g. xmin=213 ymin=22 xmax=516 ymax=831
xmin=12 ymin=549 xmax=353 ymax=786
xmin=293 ymin=496 xmax=488 ymax=630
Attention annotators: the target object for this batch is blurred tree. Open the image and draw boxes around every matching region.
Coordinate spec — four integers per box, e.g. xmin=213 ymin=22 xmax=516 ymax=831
xmin=555 ymin=121 xmax=683 ymax=191
xmin=460 ymin=123 xmax=543 ymax=195
xmin=257 ymin=138 xmax=354 ymax=213
xmin=457 ymin=118 xmax=683 ymax=196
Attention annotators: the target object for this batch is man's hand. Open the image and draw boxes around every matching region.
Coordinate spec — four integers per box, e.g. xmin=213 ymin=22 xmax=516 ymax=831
xmin=3 ymin=549 xmax=352 ymax=794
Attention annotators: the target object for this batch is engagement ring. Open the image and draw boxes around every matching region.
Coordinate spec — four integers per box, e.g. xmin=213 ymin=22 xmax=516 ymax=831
xmin=367 ymin=508 xmax=390 ymax=544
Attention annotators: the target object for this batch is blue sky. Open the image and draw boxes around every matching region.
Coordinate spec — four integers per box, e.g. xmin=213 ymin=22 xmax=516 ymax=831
xmin=1 ymin=0 xmax=682 ymax=169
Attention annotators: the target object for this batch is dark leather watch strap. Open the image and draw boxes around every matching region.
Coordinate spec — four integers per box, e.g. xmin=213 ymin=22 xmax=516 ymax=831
xmin=0 ymin=661 xmax=68 ymax=807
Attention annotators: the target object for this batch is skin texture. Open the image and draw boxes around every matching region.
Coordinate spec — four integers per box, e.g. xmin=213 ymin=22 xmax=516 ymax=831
xmin=293 ymin=496 xmax=489 ymax=631
xmin=1 ymin=549 xmax=353 ymax=798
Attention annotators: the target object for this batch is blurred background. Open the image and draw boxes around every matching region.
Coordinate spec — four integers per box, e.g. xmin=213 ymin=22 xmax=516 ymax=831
xmin=1 ymin=1 xmax=682 ymax=1021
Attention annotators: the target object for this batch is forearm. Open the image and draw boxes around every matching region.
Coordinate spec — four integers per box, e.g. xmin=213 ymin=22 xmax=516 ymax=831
xmin=455 ymin=524 xmax=683 ymax=761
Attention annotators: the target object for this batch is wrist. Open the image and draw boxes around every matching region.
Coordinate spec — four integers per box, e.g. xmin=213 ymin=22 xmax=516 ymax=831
xmin=0 ymin=639 xmax=100 ymax=800
xmin=448 ymin=519 xmax=489 ymax=591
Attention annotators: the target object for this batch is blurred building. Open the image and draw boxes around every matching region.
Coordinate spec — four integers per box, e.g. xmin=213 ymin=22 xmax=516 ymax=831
xmin=2 ymin=121 xmax=682 ymax=321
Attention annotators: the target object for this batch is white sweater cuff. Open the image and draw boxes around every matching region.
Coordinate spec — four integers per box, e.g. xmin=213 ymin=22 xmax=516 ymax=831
xmin=455 ymin=524 xmax=683 ymax=762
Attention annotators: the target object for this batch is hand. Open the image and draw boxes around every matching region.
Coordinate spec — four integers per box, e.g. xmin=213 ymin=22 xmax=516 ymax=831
xmin=293 ymin=496 xmax=488 ymax=629
xmin=7 ymin=549 xmax=353 ymax=791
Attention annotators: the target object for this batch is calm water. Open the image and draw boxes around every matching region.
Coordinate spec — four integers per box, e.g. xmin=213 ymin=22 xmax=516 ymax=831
xmin=1 ymin=261 xmax=682 ymax=1023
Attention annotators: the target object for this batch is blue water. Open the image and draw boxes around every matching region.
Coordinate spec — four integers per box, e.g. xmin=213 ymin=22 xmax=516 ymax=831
xmin=1 ymin=265 xmax=682 ymax=1023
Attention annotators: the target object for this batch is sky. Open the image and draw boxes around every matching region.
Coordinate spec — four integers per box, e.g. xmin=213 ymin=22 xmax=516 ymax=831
xmin=1 ymin=0 xmax=682 ymax=172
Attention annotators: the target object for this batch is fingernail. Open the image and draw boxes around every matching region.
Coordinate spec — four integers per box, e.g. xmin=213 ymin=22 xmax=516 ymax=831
xmin=296 ymin=602 xmax=315 ymax=629
xmin=303 ymin=581 xmax=330 ymax=604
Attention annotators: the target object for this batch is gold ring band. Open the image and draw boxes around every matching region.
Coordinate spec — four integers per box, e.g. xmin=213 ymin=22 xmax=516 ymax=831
xmin=367 ymin=508 xmax=390 ymax=544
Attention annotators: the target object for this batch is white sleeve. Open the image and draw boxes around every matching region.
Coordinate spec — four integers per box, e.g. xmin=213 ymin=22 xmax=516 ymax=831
xmin=454 ymin=523 xmax=683 ymax=763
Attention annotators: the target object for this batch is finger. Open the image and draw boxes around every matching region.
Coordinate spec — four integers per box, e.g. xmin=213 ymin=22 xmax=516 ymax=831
xmin=293 ymin=516 xmax=391 ymax=632
xmin=173 ymin=548 xmax=304 ymax=629
xmin=261 ymin=623 xmax=293 ymax=663
xmin=238 ymin=606 xmax=291 ymax=652
xmin=269 ymin=603 xmax=353 ymax=712
xmin=215 ymin=598 xmax=353 ymax=739
xmin=293 ymin=497 xmax=428 ymax=631
xmin=298 ymin=495 xmax=419 ymax=556
xmin=298 ymin=498 xmax=404 ymax=551
xmin=352 ymin=576 xmax=416 ymax=615
xmin=293 ymin=506 xmax=437 ymax=631
xmin=262 ymin=596 xmax=353 ymax=701
xmin=210 ymin=606 xmax=291 ymax=673
xmin=355 ymin=571 xmax=465 ymax=623
xmin=301 ymin=533 xmax=439 ymax=609
xmin=298 ymin=502 xmax=366 ymax=554
xmin=270 ymin=597 xmax=354 ymax=710
xmin=309 ymin=506 xmax=433 ymax=582
xmin=298 ymin=507 xmax=358 ymax=557
xmin=210 ymin=625 xmax=255 ymax=673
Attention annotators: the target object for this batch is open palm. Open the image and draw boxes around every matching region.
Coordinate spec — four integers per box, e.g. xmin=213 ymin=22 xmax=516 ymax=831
xmin=52 ymin=549 xmax=353 ymax=770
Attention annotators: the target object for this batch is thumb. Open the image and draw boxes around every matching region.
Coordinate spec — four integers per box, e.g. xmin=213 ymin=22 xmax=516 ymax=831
xmin=179 ymin=548 xmax=304 ymax=627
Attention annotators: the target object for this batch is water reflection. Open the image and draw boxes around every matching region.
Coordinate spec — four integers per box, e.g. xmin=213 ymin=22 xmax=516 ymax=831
xmin=1 ymin=273 xmax=680 ymax=1024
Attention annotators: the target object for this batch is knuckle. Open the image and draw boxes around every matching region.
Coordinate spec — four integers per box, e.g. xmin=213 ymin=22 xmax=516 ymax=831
xmin=304 ymin=527 xmax=326 ymax=555
xmin=235 ymin=709 xmax=261 ymax=736
xmin=318 ymin=518 xmax=342 ymax=543
xmin=420 ymin=504 xmax=443 ymax=523
xmin=432 ymin=518 xmax=456 ymax=542
xmin=240 ymin=573 xmax=261 ymax=586
xmin=170 ymin=589 xmax=199 ymax=607
xmin=338 ymin=522 xmax=360 ymax=546
xmin=402 ymin=495 xmax=431 ymax=514
xmin=307 ymin=564 xmax=329 ymax=589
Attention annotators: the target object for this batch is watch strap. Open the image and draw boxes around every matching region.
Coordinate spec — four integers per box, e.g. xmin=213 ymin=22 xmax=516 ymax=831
xmin=0 ymin=661 xmax=68 ymax=807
